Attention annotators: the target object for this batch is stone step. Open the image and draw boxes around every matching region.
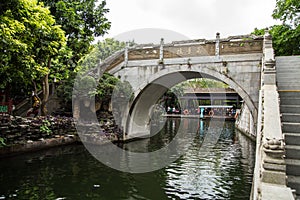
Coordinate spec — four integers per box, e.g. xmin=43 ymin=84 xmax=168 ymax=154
xmin=276 ymin=74 xmax=300 ymax=83
xmin=282 ymin=113 xmax=300 ymax=123
xmin=280 ymin=98 xmax=300 ymax=105
xmin=278 ymin=84 xmax=300 ymax=89
xmin=286 ymin=159 xmax=300 ymax=176
xmin=278 ymin=85 xmax=300 ymax=91
xmin=286 ymin=145 xmax=300 ymax=160
xmin=276 ymin=63 xmax=300 ymax=69
xmin=279 ymin=91 xmax=300 ymax=98
xmin=278 ymin=84 xmax=300 ymax=90
xmin=277 ymin=61 xmax=300 ymax=66
xmin=281 ymin=105 xmax=300 ymax=113
xmin=285 ymin=133 xmax=300 ymax=145
xmin=282 ymin=122 xmax=300 ymax=133
xmin=277 ymin=73 xmax=300 ymax=78
xmin=276 ymin=61 xmax=300 ymax=67
xmin=277 ymin=72 xmax=300 ymax=77
xmin=276 ymin=57 xmax=300 ymax=62
xmin=287 ymin=175 xmax=300 ymax=195
xmin=276 ymin=56 xmax=300 ymax=64
xmin=277 ymin=80 xmax=300 ymax=85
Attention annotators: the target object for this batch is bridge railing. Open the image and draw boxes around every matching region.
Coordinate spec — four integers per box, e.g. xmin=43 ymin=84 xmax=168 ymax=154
xmin=251 ymin=31 xmax=295 ymax=200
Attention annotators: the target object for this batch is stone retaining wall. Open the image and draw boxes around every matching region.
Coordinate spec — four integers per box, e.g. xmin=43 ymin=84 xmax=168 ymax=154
xmin=0 ymin=112 xmax=121 ymax=156
xmin=0 ymin=116 xmax=76 ymax=146
xmin=235 ymin=103 xmax=256 ymax=140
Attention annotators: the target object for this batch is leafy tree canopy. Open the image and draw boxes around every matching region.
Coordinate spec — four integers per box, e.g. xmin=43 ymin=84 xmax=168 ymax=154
xmin=78 ymin=38 xmax=128 ymax=71
xmin=57 ymin=38 xmax=133 ymax=110
xmin=40 ymin=0 xmax=111 ymax=66
xmin=0 ymin=0 xmax=66 ymax=89
xmin=252 ymin=0 xmax=299 ymax=56
xmin=272 ymin=0 xmax=299 ymax=27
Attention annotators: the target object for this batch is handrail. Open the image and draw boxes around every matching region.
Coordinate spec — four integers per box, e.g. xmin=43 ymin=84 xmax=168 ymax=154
xmin=251 ymin=30 xmax=294 ymax=200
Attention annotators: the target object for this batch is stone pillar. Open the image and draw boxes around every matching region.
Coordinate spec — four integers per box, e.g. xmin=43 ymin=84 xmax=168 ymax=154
xmin=159 ymin=38 xmax=164 ymax=68
xmin=263 ymin=30 xmax=276 ymax=85
xmin=215 ymin=32 xmax=220 ymax=57
xmin=160 ymin=38 xmax=164 ymax=61
xmin=124 ymin=42 xmax=129 ymax=67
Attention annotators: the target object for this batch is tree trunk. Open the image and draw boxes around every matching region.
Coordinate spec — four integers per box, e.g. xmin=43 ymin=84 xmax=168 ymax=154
xmin=41 ymin=58 xmax=51 ymax=116
xmin=32 ymin=80 xmax=37 ymax=95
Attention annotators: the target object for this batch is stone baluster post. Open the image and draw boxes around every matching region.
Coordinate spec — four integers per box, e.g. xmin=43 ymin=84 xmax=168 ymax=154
xmin=159 ymin=38 xmax=164 ymax=69
xmin=215 ymin=32 xmax=220 ymax=58
xmin=263 ymin=29 xmax=276 ymax=85
xmin=124 ymin=42 xmax=129 ymax=67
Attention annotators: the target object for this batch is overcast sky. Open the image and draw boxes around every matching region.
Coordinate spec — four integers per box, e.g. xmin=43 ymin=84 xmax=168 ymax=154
xmin=103 ymin=0 xmax=279 ymax=44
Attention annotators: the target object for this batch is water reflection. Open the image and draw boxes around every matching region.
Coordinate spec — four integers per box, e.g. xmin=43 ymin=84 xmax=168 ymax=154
xmin=0 ymin=119 xmax=255 ymax=200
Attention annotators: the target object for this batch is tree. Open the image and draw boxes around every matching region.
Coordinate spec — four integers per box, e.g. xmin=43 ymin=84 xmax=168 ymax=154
xmin=184 ymin=78 xmax=228 ymax=89
xmin=57 ymin=38 xmax=131 ymax=112
xmin=39 ymin=0 xmax=111 ymax=115
xmin=0 ymin=0 xmax=66 ymax=115
xmin=40 ymin=0 xmax=111 ymax=67
xmin=252 ymin=0 xmax=300 ymax=56
xmin=272 ymin=0 xmax=299 ymax=27
xmin=252 ymin=25 xmax=299 ymax=56
xmin=78 ymin=38 xmax=130 ymax=71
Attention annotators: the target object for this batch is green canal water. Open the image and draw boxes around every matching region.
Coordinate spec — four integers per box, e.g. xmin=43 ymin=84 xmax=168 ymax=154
xmin=0 ymin=119 xmax=255 ymax=200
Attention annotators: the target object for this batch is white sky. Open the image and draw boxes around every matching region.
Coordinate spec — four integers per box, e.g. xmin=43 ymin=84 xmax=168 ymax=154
xmin=103 ymin=0 xmax=279 ymax=44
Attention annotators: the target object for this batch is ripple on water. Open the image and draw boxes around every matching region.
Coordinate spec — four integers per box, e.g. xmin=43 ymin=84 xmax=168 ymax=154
xmin=160 ymin=121 xmax=254 ymax=200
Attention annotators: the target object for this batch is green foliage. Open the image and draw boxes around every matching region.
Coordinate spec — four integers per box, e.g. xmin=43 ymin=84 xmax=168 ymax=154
xmin=57 ymin=38 xmax=132 ymax=110
xmin=40 ymin=120 xmax=52 ymax=135
xmin=0 ymin=0 xmax=111 ymax=116
xmin=56 ymin=72 xmax=76 ymax=111
xmin=57 ymin=72 xmax=121 ymax=111
xmin=272 ymin=0 xmax=299 ymax=27
xmin=0 ymin=0 xmax=66 ymax=89
xmin=184 ymin=78 xmax=229 ymax=89
xmin=78 ymin=38 xmax=134 ymax=71
xmin=96 ymin=73 xmax=119 ymax=99
xmin=113 ymin=80 xmax=134 ymax=102
xmin=75 ymin=75 xmax=98 ymax=97
xmin=252 ymin=0 xmax=300 ymax=56
xmin=162 ymin=78 xmax=228 ymax=109
xmin=271 ymin=24 xmax=300 ymax=56
xmin=41 ymin=0 xmax=111 ymax=66
xmin=0 ymin=137 xmax=6 ymax=147
xmin=252 ymin=25 xmax=300 ymax=56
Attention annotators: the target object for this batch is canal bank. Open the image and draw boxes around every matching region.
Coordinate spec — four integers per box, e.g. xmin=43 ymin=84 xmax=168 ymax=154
xmin=0 ymin=110 xmax=256 ymax=157
xmin=0 ymin=113 xmax=121 ymax=157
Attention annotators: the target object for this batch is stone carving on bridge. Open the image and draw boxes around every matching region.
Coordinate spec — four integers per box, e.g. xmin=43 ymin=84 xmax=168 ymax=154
xmin=264 ymin=59 xmax=276 ymax=71
xmin=261 ymin=138 xmax=286 ymax=185
xmin=263 ymin=138 xmax=284 ymax=151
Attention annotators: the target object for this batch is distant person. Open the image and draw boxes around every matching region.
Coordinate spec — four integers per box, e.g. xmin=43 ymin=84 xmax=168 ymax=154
xmin=26 ymin=92 xmax=40 ymax=117
xmin=167 ymin=106 xmax=171 ymax=114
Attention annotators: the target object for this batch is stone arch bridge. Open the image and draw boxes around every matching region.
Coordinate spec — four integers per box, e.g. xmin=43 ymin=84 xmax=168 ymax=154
xmin=80 ymin=33 xmax=299 ymax=199
xmin=99 ymin=34 xmax=263 ymax=138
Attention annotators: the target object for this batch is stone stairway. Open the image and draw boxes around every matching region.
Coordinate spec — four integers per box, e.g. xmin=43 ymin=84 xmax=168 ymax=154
xmin=276 ymin=56 xmax=300 ymax=197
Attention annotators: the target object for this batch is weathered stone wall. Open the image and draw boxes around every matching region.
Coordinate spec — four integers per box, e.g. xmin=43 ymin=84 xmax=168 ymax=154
xmin=0 ymin=111 xmax=122 ymax=156
xmin=0 ymin=116 xmax=76 ymax=146
xmin=235 ymin=103 xmax=256 ymax=138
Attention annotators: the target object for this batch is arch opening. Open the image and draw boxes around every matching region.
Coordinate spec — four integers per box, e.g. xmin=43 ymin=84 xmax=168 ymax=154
xmin=125 ymin=70 xmax=257 ymax=139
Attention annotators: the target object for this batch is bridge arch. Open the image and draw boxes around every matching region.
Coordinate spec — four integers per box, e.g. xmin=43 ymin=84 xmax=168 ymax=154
xmin=125 ymin=67 xmax=257 ymax=138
